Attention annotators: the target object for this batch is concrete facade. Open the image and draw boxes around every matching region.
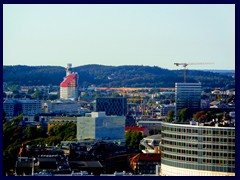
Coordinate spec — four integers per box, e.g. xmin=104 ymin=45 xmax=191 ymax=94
xmin=77 ymin=112 xmax=125 ymax=141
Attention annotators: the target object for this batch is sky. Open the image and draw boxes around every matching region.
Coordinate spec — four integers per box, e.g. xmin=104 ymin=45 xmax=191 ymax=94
xmin=3 ymin=4 xmax=235 ymax=70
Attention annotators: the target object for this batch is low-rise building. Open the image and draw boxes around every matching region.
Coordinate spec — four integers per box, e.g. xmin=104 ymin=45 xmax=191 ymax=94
xmin=157 ymin=104 xmax=175 ymax=116
xmin=48 ymin=117 xmax=77 ymax=132
xmin=43 ymin=99 xmax=79 ymax=115
xmin=3 ymin=98 xmax=42 ymax=118
xmin=129 ymin=153 xmax=161 ymax=174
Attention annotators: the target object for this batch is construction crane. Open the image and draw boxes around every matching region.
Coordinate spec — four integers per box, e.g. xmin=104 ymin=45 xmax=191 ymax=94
xmin=174 ymin=62 xmax=214 ymax=83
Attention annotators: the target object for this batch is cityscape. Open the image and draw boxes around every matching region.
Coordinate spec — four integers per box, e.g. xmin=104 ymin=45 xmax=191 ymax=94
xmin=3 ymin=63 xmax=235 ymax=176
xmin=3 ymin=4 xmax=235 ymax=177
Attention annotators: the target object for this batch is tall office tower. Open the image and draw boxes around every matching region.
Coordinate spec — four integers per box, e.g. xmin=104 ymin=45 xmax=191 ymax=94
xmin=175 ymin=83 xmax=201 ymax=115
xmin=95 ymin=97 xmax=127 ymax=116
xmin=60 ymin=63 xmax=78 ymax=100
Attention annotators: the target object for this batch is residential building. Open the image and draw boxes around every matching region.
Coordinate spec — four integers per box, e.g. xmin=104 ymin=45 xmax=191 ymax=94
xmin=3 ymin=99 xmax=19 ymax=118
xmin=60 ymin=63 xmax=78 ymax=100
xmin=20 ymin=99 xmax=42 ymax=115
xmin=15 ymin=157 xmax=34 ymax=176
xmin=160 ymin=122 xmax=235 ymax=176
xmin=125 ymin=126 xmax=149 ymax=136
xmin=76 ymin=112 xmax=125 ymax=141
xmin=129 ymin=153 xmax=161 ymax=174
xmin=3 ymin=99 xmax=42 ymax=118
xmin=158 ymin=104 xmax=175 ymax=116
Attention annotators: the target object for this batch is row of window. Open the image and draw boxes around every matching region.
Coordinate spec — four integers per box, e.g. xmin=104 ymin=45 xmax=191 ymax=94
xmin=162 ymin=140 xmax=235 ymax=151
xmin=162 ymin=158 xmax=235 ymax=172
xmin=202 ymin=144 xmax=235 ymax=151
xmin=162 ymin=133 xmax=235 ymax=144
xmin=162 ymin=126 xmax=235 ymax=136
xmin=161 ymin=146 xmax=235 ymax=158
xmin=162 ymin=140 xmax=198 ymax=149
xmin=162 ymin=154 xmax=235 ymax=167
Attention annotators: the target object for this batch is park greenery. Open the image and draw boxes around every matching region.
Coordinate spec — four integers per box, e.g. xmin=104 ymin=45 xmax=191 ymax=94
xmin=3 ymin=114 xmax=76 ymax=172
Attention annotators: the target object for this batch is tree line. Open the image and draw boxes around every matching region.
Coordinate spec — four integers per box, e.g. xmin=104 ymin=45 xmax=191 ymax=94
xmin=3 ymin=65 xmax=234 ymax=89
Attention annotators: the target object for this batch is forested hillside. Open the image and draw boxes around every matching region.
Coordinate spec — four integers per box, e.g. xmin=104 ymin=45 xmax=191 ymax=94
xmin=3 ymin=65 xmax=235 ymax=89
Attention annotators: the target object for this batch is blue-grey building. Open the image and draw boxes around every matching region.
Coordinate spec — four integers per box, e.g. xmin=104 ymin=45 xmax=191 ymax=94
xmin=96 ymin=97 xmax=127 ymax=116
xmin=175 ymin=83 xmax=201 ymax=114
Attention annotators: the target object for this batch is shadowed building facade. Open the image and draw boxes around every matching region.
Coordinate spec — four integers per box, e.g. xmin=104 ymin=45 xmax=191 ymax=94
xmin=96 ymin=97 xmax=127 ymax=116
xmin=175 ymin=83 xmax=201 ymax=117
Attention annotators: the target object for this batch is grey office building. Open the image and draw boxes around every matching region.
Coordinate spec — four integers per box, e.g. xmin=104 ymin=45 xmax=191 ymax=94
xmin=96 ymin=97 xmax=127 ymax=116
xmin=77 ymin=112 xmax=125 ymax=141
xmin=175 ymin=83 xmax=201 ymax=114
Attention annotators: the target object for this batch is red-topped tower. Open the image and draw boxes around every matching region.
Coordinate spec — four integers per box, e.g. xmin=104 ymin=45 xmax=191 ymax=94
xmin=60 ymin=63 xmax=78 ymax=100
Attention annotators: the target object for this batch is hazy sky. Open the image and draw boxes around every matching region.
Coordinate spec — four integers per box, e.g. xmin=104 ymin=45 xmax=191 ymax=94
xmin=3 ymin=4 xmax=235 ymax=70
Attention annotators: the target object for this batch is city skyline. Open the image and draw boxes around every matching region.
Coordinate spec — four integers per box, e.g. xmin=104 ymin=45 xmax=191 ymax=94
xmin=3 ymin=4 xmax=235 ymax=70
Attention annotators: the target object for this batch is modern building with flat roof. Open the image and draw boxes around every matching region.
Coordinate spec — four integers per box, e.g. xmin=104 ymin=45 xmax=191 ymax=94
xmin=175 ymin=83 xmax=201 ymax=115
xmin=3 ymin=99 xmax=42 ymax=118
xmin=95 ymin=97 xmax=127 ymax=116
xmin=77 ymin=112 xmax=125 ymax=141
xmin=160 ymin=122 xmax=235 ymax=176
xmin=43 ymin=99 xmax=79 ymax=114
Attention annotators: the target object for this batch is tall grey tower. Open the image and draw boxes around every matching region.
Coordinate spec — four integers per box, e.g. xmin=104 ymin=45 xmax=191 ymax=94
xmin=175 ymin=82 xmax=201 ymax=115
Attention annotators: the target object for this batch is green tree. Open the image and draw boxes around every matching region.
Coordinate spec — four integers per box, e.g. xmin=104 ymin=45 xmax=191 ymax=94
xmin=217 ymin=113 xmax=224 ymax=122
xmin=32 ymin=90 xmax=43 ymax=99
xmin=112 ymin=92 xmax=121 ymax=97
xmin=25 ymin=125 xmax=37 ymax=139
xmin=27 ymin=88 xmax=35 ymax=94
xmin=125 ymin=130 xmax=144 ymax=149
xmin=178 ymin=108 xmax=191 ymax=122
xmin=10 ymin=85 xmax=20 ymax=92
xmin=125 ymin=130 xmax=132 ymax=145
xmin=206 ymin=111 xmax=216 ymax=122
xmin=167 ymin=110 xmax=174 ymax=122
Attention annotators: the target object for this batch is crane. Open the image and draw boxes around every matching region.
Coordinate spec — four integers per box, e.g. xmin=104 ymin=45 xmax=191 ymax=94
xmin=174 ymin=62 xmax=214 ymax=83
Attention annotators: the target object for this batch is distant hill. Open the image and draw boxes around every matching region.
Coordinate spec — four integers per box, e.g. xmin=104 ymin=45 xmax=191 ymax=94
xmin=3 ymin=65 xmax=235 ymax=89
xmin=200 ymin=69 xmax=235 ymax=76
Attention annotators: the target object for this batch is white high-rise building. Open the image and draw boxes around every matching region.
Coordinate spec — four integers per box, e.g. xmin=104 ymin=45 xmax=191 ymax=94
xmin=60 ymin=63 xmax=78 ymax=100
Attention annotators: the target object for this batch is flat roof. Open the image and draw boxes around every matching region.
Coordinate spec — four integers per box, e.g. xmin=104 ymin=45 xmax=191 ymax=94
xmin=161 ymin=121 xmax=235 ymax=129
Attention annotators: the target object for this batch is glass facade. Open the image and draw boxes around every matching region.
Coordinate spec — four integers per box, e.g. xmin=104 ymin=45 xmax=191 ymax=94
xmin=77 ymin=114 xmax=125 ymax=140
xmin=96 ymin=97 xmax=127 ymax=116
xmin=175 ymin=83 xmax=201 ymax=113
xmin=160 ymin=122 xmax=235 ymax=176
